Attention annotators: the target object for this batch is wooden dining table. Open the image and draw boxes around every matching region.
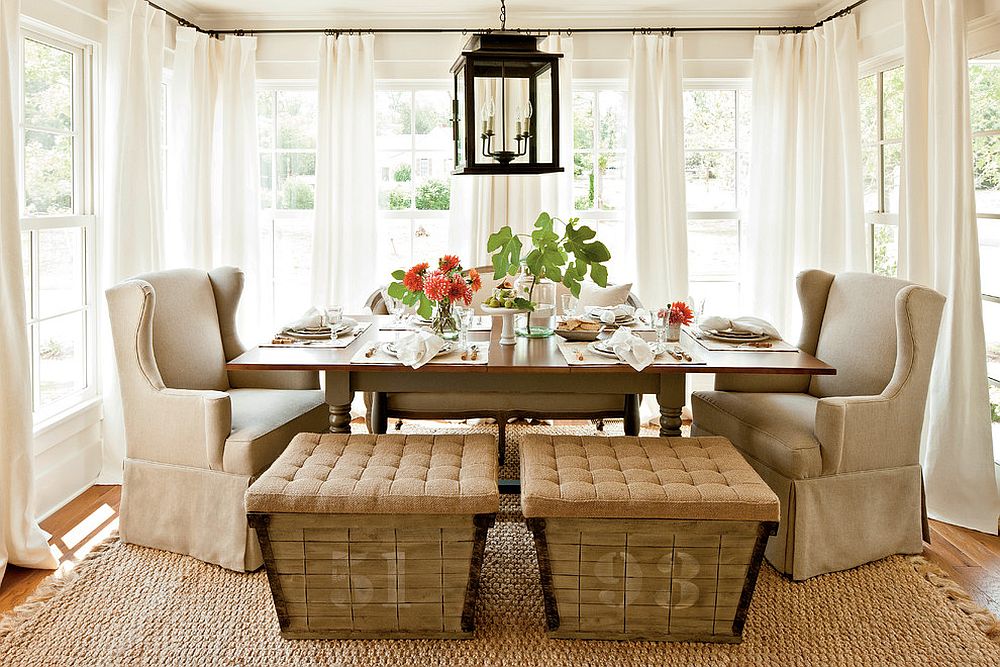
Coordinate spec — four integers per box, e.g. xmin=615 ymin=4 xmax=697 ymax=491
xmin=227 ymin=315 xmax=835 ymax=440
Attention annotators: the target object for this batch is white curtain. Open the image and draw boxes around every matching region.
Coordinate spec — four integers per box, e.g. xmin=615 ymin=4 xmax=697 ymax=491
xmin=0 ymin=0 xmax=58 ymax=585
xmin=900 ymin=0 xmax=1000 ymax=533
xmin=628 ymin=34 xmax=688 ymax=308
xmin=311 ymin=33 xmax=376 ymax=312
xmin=99 ymin=0 xmax=166 ymax=482
xmin=450 ymin=36 xmax=574 ymax=269
xmin=743 ymin=16 xmax=866 ymax=335
xmin=168 ymin=29 xmax=261 ymax=334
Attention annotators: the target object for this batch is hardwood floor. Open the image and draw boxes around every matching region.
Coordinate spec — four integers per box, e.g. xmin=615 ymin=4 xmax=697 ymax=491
xmin=1 ymin=483 xmax=999 ymax=620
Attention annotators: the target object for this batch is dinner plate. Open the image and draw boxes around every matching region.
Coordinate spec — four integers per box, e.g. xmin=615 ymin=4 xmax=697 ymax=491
xmin=702 ymin=329 xmax=771 ymax=343
xmin=282 ymin=320 xmax=355 ymax=340
xmin=583 ymin=314 xmax=637 ymax=327
xmin=383 ymin=341 xmax=454 ymax=359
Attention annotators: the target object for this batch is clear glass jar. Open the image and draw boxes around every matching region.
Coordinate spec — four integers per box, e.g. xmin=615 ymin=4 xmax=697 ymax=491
xmin=514 ymin=266 xmax=556 ymax=338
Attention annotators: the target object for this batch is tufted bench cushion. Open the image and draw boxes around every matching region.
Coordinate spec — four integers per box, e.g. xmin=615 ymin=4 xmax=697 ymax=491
xmin=245 ymin=432 xmax=499 ymax=516
xmin=520 ymin=434 xmax=779 ymax=522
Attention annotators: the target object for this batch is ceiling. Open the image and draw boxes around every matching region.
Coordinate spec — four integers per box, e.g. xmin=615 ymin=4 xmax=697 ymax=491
xmin=166 ymin=0 xmax=845 ymax=30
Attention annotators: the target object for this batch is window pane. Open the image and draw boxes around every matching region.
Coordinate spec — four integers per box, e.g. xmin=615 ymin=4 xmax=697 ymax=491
xmin=862 ymin=147 xmax=879 ymax=212
xmin=873 ymin=223 xmax=898 ymax=277
xmin=989 ymin=384 xmax=1000 ymax=462
xmin=21 ymin=231 xmax=31 ymax=318
xmin=413 ymin=90 xmax=450 ymax=135
xmin=376 ymin=91 xmax=412 ymax=151
xmin=598 ymin=90 xmax=626 ymax=151
xmin=378 ymin=150 xmax=412 ymax=210
xmin=597 ymin=152 xmax=625 ymax=210
xmin=882 ymin=67 xmax=905 ymax=142
xmin=595 ymin=219 xmax=627 ymax=284
xmin=980 ymin=219 xmax=1000 ymax=297
xmin=882 ymin=143 xmax=901 ymax=213
xmin=38 ymin=311 xmax=86 ymax=408
xmin=277 ymin=90 xmax=317 ymax=149
xmin=277 ymin=153 xmax=315 ymax=210
xmin=858 ymin=74 xmax=878 ymax=147
xmin=688 ymin=219 xmax=739 ymax=279
xmin=23 ymin=38 xmax=72 ymax=133
xmin=38 ymin=227 xmax=84 ymax=318
xmin=573 ymin=152 xmax=594 ymax=210
xmin=257 ymin=91 xmax=274 ymax=149
xmin=259 ymin=153 xmax=273 ymax=209
xmin=689 ymin=280 xmax=739 ymax=316
xmin=985 ymin=299 xmax=1000 ymax=383
xmin=23 ymin=130 xmax=73 ymax=215
xmin=969 ymin=56 xmax=999 ymax=134
xmin=737 ymin=89 xmax=752 ymax=152
xmin=736 ymin=151 xmax=750 ymax=210
xmin=683 ymin=90 xmax=736 ymax=150
xmin=377 ymin=218 xmax=413 ymax=278
xmin=685 ymin=151 xmax=736 ymax=210
xmin=573 ymin=92 xmax=594 ymax=150
xmin=415 ymin=177 xmax=450 ymax=211
xmin=973 ymin=134 xmax=1000 ymax=214
xmin=271 ymin=219 xmax=313 ymax=326
xmin=412 ymin=218 xmax=449 ymax=266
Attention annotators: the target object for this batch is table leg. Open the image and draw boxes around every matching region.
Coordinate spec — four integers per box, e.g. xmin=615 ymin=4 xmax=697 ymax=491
xmin=657 ymin=374 xmax=686 ymax=437
xmin=371 ymin=391 xmax=388 ymax=434
xmin=324 ymin=370 xmax=353 ymax=434
xmin=623 ymin=394 xmax=640 ymax=436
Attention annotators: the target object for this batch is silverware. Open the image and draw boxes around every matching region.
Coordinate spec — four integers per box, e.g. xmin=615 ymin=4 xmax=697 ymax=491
xmin=673 ymin=346 xmax=692 ymax=362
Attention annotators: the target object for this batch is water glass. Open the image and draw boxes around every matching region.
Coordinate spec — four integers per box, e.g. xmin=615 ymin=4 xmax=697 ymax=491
xmin=325 ymin=305 xmax=343 ymax=328
xmin=560 ymin=294 xmax=578 ymax=319
xmin=687 ymin=295 xmax=706 ymax=326
xmin=654 ymin=307 xmax=670 ymax=344
xmin=455 ymin=305 xmax=473 ymax=349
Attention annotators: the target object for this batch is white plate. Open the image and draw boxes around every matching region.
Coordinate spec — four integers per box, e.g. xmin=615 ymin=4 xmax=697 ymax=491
xmin=383 ymin=341 xmax=454 ymax=359
xmin=282 ymin=319 xmax=356 ymax=340
xmin=703 ymin=329 xmax=770 ymax=343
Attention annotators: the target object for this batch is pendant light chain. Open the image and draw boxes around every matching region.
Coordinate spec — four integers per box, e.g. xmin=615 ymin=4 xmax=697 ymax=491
xmin=499 ymin=0 xmax=507 ymax=31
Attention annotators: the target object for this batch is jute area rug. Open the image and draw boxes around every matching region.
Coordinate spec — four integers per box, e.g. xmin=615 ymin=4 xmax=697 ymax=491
xmin=2 ymin=423 xmax=999 ymax=666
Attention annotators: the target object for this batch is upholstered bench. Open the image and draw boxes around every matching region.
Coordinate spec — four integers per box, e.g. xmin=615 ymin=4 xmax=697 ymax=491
xmin=246 ymin=432 xmax=499 ymax=639
xmin=520 ymin=434 xmax=779 ymax=642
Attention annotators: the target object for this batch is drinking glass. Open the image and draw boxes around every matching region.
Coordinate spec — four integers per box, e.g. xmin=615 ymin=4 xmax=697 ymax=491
xmin=687 ymin=295 xmax=706 ymax=326
xmin=560 ymin=294 xmax=578 ymax=320
xmin=325 ymin=305 xmax=343 ymax=328
xmin=455 ymin=305 xmax=473 ymax=349
xmin=654 ymin=307 xmax=670 ymax=344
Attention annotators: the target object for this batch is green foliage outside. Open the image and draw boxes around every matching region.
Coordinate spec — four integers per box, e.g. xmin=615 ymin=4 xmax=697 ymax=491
xmin=415 ymin=179 xmax=450 ymax=210
xmin=22 ymin=39 xmax=73 ymax=215
xmin=280 ymin=178 xmax=314 ymax=210
xmin=873 ymin=224 xmax=898 ymax=278
xmin=393 ymin=163 xmax=411 ymax=182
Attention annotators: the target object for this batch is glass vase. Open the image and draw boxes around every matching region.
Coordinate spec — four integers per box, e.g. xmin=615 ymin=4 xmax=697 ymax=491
xmin=430 ymin=301 xmax=459 ymax=340
xmin=514 ymin=267 xmax=556 ymax=338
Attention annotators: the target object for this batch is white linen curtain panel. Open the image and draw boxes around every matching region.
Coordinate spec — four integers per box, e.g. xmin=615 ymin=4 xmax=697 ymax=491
xmin=0 ymin=0 xmax=58 ymax=583
xmin=743 ymin=15 xmax=866 ymax=335
xmin=628 ymin=34 xmax=689 ymax=307
xmin=449 ymin=36 xmax=574 ymax=267
xmin=899 ymin=0 xmax=1000 ymax=533
xmin=311 ymin=33 xmax=377 ymax=312
xmin=99 ymin=0 xmax=167 ymax=482
xmin=169 ymin=29 xmax=261 ymax=334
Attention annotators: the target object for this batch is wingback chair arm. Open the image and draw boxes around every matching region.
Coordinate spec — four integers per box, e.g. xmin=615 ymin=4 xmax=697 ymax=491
xmin=814 ymin=284 xmax=945 ymax=476
xmin=208 ymin=266 xmax=320 ymax=390
xmin=135 ymin=387 xmax=232 ymax=471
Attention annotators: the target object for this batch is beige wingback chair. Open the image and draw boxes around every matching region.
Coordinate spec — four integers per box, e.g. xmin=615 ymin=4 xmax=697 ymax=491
xmin=691 ymin=270 xmax=945 ymax=580
xmin=364 ymin=267 xmax=644 ymax=457
xmin=106 ymin=267 xmax=329 ymax=572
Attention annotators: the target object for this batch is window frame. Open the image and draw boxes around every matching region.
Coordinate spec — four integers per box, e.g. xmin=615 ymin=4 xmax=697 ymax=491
xmin=18 ymin=23 xmax=98 ymax=428
xmin=859 ymin=62 xmax=904 ymax=276
xmin=682 ymin=79 xmax=751 ymax=303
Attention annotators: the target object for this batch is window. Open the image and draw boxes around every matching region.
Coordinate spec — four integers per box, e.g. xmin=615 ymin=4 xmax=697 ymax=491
xmin=19 ymin=28 xmax=96 ymax=425
xmin=970 ymin=53 xmax=1000 ymax=461
xmin=683 ymin=86 xmax=751 ymax=315
xmin=858 ymin=66 xmax=904 ymax=277
xmin=376 ymin=84 xmax=453 ymax=277
xmin=572 ymin=83 xmax=627 ymax=282
xmin=257 ymin=87 xmax=317 ymax=326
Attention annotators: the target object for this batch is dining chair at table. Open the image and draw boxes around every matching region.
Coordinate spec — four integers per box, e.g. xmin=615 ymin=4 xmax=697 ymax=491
xmin=691 ymin=270 xmax=945 ymax=580
xmin=364 ymin=266 xmax=644 ymax=460
xmin=105 ymin=267 xmax=329 ymax=572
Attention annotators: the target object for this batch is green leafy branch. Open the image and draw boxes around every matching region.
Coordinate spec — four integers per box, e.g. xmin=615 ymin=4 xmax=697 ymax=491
xmin=386 ymin=270 xmax=435 ymax=319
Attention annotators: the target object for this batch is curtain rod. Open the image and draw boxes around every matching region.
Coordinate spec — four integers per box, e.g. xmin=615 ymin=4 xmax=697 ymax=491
xmin=147 ymin=0 xmax=869 ymax=38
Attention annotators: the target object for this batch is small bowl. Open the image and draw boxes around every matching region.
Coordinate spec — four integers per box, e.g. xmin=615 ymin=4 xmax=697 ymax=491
xmin=554 ymin=327 xmax=603 ymax=342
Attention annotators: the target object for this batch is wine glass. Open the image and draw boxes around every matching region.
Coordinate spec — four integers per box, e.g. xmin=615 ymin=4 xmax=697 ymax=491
xmin=454 ymin=304 xmax=474 ymax=349
xmin=560 ymin=294 xmax=578 ymax=321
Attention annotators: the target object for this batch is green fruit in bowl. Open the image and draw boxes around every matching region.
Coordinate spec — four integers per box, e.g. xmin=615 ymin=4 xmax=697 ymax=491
xmin=504 ymin=299 xmax=514 ymax=308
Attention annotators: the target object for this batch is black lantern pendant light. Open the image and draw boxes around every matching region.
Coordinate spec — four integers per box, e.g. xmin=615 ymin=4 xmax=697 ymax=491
xmin=451 ymin=1 xmax=564 ymax=175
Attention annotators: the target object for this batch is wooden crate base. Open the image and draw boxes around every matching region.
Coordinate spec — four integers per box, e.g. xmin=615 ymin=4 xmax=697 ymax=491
xmin=527 ymin=516 xmax=777 ymax=642
xmin=249 ymin=512 xmax=496 ymax=639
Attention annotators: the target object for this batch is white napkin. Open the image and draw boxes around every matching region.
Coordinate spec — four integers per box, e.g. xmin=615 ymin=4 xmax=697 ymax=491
xmin=286 ymin=307 xmax=324 ymax=330
xmin=394 ymin=330 xmax=446 ymax=369
xmin=587 ymin=304 xmax=635 ymax=324
xmin=699 ymin=315 xmax=781 ymax=339
xmin=607 ymin=326 xmax=654 ymax=371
